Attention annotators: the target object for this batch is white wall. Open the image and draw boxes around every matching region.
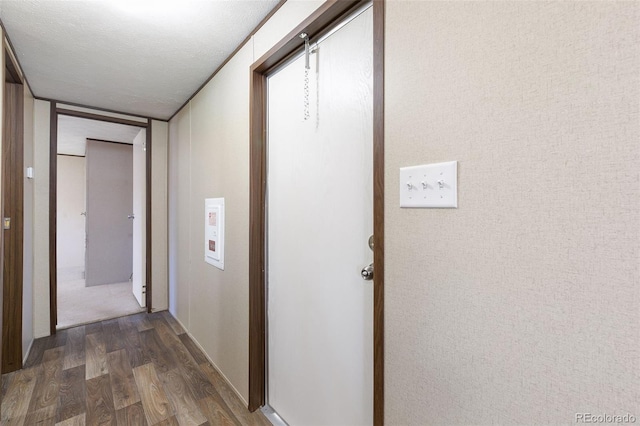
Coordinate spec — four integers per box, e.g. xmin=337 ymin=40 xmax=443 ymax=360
xmin=33 ymin=99 xmax=50 ymax=338
xmin=22 ymin=85 xmax=35 ymax=358
xmin=151 ymin=120 xmax=169 ymax=310
xmin=168 ymin=0 xmax=324 ymax=403
xmin=384 ymin=1 xmax=640 ymax=424
xmin=169 ymin=104 xmax=190 ymax=325
xmin=56 ymin=155 xmax=85 ymax=280
xmin=132 ymin=129 xmax=146 ymax=306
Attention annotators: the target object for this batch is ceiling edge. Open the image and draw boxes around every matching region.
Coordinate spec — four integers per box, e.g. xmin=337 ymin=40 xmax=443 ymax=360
xmin=2 ymin=0 xmax=290 ymax=124
xmin=167 ymin=0 xmax=288 ymax=122
xmin=1 ymin=17 xmax=167 ymax=123
xmin=35 ymin=96 xmax=168 ymax=123
xmin=0 ymin=18 xmax=35 ymax=96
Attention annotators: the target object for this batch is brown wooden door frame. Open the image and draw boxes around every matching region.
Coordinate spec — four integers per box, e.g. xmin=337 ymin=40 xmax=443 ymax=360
xmin=49 ymin=105 xmax=153 ymax=335
xmin=248 ymin=0 xmax=385 ymax=423
xmin=2 ymin=81 xmax=24 ymax=373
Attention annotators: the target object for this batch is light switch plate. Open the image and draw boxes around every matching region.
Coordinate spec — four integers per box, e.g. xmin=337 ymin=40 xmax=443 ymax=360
xmin=400 ymin=161 xmax=458 ymax=208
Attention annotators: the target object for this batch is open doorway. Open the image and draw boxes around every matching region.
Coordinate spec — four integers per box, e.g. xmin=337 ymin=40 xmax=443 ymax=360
xmin=55 ymin=114 xmax=147 ymax=329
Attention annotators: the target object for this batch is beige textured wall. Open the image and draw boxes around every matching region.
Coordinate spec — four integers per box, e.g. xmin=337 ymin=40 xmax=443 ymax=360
xmin=168 ymin=45 xmax=253 ymax=399
xmin=384 ymin=1 xmax=639 ymax=424
xmin=168 ymin=0 xmax=325 ymax=403
xmin=188 ymin=41 xmax=253 ymax=399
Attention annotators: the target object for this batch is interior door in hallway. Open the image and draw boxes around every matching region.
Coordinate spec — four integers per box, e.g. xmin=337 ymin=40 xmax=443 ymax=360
xmin=85 ymin=140 xmax=133 ymax=287
xmin=266 ymin=7 xmax=373 ymax=425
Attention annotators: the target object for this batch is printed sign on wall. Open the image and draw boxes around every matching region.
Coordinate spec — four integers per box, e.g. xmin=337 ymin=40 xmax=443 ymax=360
xmin=204 ymin=198 xmax=225 ymax=270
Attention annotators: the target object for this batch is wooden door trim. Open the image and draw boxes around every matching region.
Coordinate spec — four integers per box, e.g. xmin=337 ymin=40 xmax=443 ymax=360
xmin=86 ymin=138 xmax=137 ymax=146
xmin=145 ymin=119 xmax=152 ymax=311
xmin=56 ymin=108 xmax=147 ymax=128
xmin=248 ymin=1 xmax=385 ymax=423
xmin=49 ymin=107 xmax=152 ymax=334
xmin=35 ymin=97 xmax=160 ymax=122
xmin=372 ymin=1 xmax=385 ymax=423
xmin=4 ymin=50 xmax=21 ymax=84
xmin=2 ymin=82 xmax=25 ymax=373
xmin=49 ymin=102 xmax=57 ymax=335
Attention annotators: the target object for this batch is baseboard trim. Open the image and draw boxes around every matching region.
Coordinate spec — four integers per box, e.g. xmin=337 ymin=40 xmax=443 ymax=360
xmin=22 ymin=338 xmax=34 ymax=365
xmin=261 ymin=405 xmax=290 ymax=426
xmin=170 ymin=312 xmax=250 ymax=408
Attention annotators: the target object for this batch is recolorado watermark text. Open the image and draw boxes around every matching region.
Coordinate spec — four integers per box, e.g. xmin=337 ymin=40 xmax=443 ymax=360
xmin=576 ymin=413 xmax=636 ymax=424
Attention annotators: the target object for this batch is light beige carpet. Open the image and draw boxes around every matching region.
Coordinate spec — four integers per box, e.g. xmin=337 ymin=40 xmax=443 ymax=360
xmin=57 ymin=278 xmax=145 ymax=329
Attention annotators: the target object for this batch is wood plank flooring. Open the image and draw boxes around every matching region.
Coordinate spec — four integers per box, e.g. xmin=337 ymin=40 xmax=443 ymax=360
xmin=1 ymin=311 xmax=272 ymax=426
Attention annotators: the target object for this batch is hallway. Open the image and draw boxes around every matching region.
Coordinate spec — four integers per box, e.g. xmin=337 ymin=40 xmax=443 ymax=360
xmin=56 ymin=279 xmax=145 ymax=330
xmin=1 ymin=312 xmax=271 ymax=425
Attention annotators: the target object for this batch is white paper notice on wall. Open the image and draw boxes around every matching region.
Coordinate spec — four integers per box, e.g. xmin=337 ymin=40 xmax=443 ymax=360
xmin=204 ymin=198 xmax=225 ymax=270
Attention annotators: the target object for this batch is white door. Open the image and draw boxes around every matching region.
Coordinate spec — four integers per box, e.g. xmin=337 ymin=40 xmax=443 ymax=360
xmin=267 ymin=7 xmax=373 ymax=425
xmin=132 ymin=129 xmax=146 ymax=307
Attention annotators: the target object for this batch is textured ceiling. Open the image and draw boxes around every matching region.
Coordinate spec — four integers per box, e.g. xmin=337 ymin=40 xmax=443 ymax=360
xmin=58 ymin=115 xmax=143 ymax=156
xmin=0 ymin=0 xmax=281 ymax=120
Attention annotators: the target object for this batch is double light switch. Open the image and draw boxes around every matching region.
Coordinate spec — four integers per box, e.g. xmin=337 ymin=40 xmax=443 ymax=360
xmin=400 ymin=161 xmax=458 ymax=208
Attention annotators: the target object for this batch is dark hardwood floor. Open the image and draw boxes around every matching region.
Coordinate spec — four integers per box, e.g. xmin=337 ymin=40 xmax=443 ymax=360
xmin=1 ymin=311 xmax=272 ymax=426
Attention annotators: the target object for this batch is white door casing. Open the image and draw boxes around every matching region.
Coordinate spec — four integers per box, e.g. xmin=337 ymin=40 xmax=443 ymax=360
xmin=267 ymin=7 xmax=373 ymax=425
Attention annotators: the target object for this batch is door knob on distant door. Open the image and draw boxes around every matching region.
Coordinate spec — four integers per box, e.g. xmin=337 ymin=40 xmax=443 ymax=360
xmin=361 ymin=263 xmax=374 ymax=281
xmin=128 ymin=214 xmax=135 ymax=219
